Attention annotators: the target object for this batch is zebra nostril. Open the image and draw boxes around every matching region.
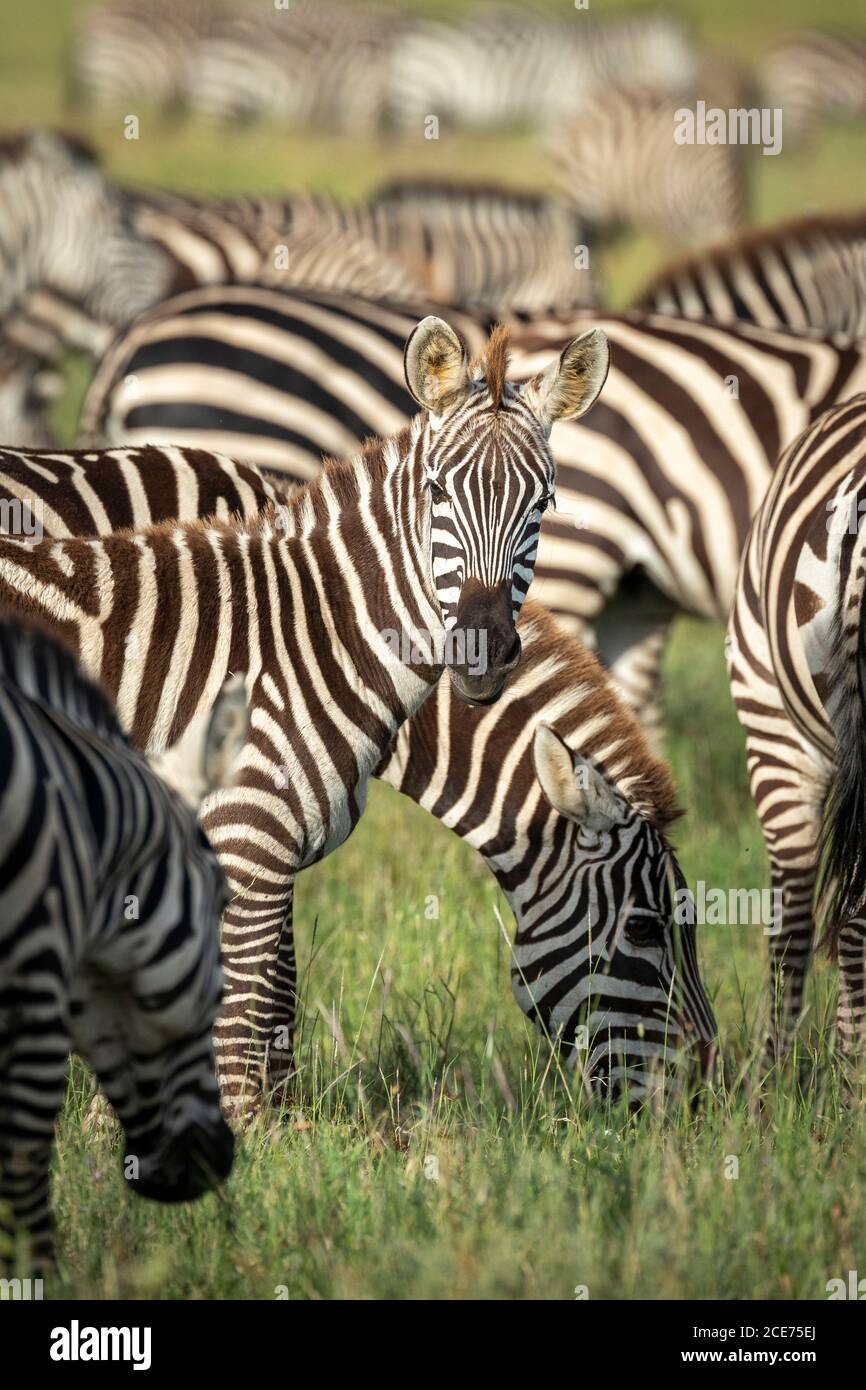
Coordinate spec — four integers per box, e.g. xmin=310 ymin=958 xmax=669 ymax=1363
xmin=500 ymin=633 xmax=522 ymax=669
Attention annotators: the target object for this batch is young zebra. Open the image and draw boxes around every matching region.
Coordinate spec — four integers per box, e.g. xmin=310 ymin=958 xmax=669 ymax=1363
xmin=81 ymin=289 xmax=866 ymax=746
xmin=728 ymin=396 xmax=866 ymax=1054
xmin=636 ymin=212 xmax=866 ymax=342
xmin=0 ymin=319 xmax=610 ymax=1112
xmin=0 ymin=450 xmax=716 ymax=1102
xmin=0 ymin=619 xmax=245 ymax=1269
xmin=549 ymin=86 xmax=748 ymax=244
xmin=760 ymin=29 xmax=866 ymax=145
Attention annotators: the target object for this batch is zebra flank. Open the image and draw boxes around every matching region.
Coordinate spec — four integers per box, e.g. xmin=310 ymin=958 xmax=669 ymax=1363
xmin=637 ymin=211 xmax=866 ymax=340
xmin=729 ymin=396 xmax=866 ymax=1054
xmin=0 ymin=443 xmax=715 ymax=1100
xmin=0 ymin=619 xmax=236 ymax=1267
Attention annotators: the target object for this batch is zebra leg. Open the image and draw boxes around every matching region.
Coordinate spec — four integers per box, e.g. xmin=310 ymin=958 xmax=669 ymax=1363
xmin=0 ymin=1052 xmax=68 ymax=1272
xmin=201 ymin=789 xmax=299 ymax=1118
xmin=837 ymin=917 xmax=866 ymax=1066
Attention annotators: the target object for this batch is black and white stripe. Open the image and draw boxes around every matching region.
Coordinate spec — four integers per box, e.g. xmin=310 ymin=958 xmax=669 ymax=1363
xmin=760 ymin=29 xmax=866 ymax=145
xmin=728 ymin=396 xmax=866 ymax=1056
xmin=636 ymin=212 xmax=866 ymax=341
xmin=0 ymin=618 xmax=238 ymax=1268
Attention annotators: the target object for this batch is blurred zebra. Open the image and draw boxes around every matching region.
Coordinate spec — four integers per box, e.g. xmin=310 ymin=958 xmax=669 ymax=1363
xmin=550 ymin=87 xmax=748 ymax=244
xmin=728 ymin=396 xmax=866 ymax=1055
xmin=636 ymin=212 xmax=866 ymax=340
xmin=68 ymin=0 xmax=221 ymax=112
xmin=366 ymin=181 xmax=597 ymax=314
xmin=760 ymin=30 xmax=866 ymax=145
xmin=388 ymin=5 xmax=700 ymax=132
xmin=0 ymin=619 xmax=242 ymax=1269
xmin=81 ymin=288 xmax=866 ymax=745
xmin=0 ymin=130 xmax=172 ymax=326
xmin=0 ymin=451 xmax=716 ymax=1104
xmin=2 ymin=320 xmax=608 ymax=1112
xmin=183 ymin=1 xmax=401 ymax=132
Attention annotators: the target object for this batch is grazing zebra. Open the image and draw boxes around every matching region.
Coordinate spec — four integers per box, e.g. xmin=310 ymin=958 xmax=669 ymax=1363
xmin=550 ymin=86 xmax=748 ymax=244
xmin=388 ymin=6 xmax=700 ymax=132
xmin=0 ymin=319 xmax=610 ymax=1112
xmin=760 ymin=30 xmax=866 ymax=145
xmin=728 ymin=396 xmax=866 ymax=1055
xmin=82 ymin=289 xmax=866 ymax=744
xmin=0 ymin=619 xmax=244 ymax=1269
xmin=636 ymin=212 xmax=866 ymax=342
xmin=0 ymin=448 xmax=716 ymax=1102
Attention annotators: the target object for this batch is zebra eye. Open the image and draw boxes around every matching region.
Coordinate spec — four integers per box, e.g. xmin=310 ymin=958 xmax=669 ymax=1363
xmin=428 ymin=478 xmax=449 ymax=505
xmin=625 ymin=918 xmax=659 ymax=948
xmin=539 ymin=489 xmax=555 ymax=513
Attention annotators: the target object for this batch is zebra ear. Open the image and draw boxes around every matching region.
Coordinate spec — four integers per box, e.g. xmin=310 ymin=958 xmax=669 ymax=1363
xmin=404 ymin=316 xmax=471 ymax=412
xmin=522 ymin=329 xmax=609 ymax=431
xmin=532 ymin=723 xmax=624 ymax=831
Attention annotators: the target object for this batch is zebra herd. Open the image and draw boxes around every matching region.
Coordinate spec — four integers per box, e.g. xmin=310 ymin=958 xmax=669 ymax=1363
xmin=3 ymin=4 xmax=866 ymax=1276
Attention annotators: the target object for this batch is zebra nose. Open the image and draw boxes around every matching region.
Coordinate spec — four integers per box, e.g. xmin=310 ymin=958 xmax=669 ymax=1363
xmin=500 ymin=631 xmax=522 ymax=670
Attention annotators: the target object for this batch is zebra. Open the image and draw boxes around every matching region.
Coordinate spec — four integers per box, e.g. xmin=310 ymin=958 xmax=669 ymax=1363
xmin=0 ymin=318 xmax=610 ymax=1113
xmin=759 ymin=29 xmax=866 ymax=146
xmin=387 ymin=6 xmax=700 ymax=133
xmin=636 ymin=211 xmax=866 ymax=342
xmin=365 ymin=180 xmax=597 ymax=315
xmin=549 ymin=85 xmax=748 ymax=244
xmin=81 ymin=288 xmax=866 ymax=747
xmin=727 ymin=396 xmax=866 ymax=1056
xmin=0 ymin=447 xmax=717 ymax=1103
xmin=0 ymin=130 xmax=173 ymax=329
xmin=0 ymin=618 xmax=245 ymax=1270
xmin=67 ymin=0 xmax=222 ymax=113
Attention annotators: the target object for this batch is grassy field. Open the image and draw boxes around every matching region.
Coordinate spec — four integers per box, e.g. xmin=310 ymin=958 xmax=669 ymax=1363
xmin=4 ymin=0 xmax=866 ymax=1299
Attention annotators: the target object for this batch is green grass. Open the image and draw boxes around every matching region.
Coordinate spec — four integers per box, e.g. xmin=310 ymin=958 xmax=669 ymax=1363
xmin=4 ymin=0 xmax=866 ymax=1300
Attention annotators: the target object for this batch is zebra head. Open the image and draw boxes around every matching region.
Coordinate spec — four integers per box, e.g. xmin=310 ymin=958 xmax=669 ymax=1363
xmin=404 ymin=316 xmax=609 ymax=704
xmin=521 ymin=724 xmax=717 ymax=1102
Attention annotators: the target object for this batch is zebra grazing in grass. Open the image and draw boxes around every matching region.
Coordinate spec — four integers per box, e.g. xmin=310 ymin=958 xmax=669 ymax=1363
xmin=0 ymin=452 xmax=716 ymax=1103
xmin=388 ymin=6 xmax=700 ymax=133
xmin=0 ymin=319 xmax=609 ymax=1113
xmin=728 ymin=396 xmax=866 ymax=1057
xmin=0 ymin=620 xmax=245 ymax=1269
xmin=636 ymin=212 xmax=866 ymax=342
xmin=550 ymin=86 xmax=748 ymax=244
xmin=760 ymin=30 xmax=866 ymax=145
xmin=366 ymin=181 xmax=597 ymax=315
xmin=82 ymin=289 xmax=866 ymax=745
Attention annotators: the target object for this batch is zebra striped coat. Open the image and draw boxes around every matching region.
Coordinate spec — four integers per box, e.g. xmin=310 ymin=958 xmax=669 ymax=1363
xmin=81 ymin=289 xmax=866 ymax=739
xmin=0 ymin=321 xmax=609 ymax=1112
xmin=0 ymin=619 xmax=240 ymax=1269
xmin=760 ymin=29 xmax=866 ymax=145
xmin=636 ymin=212 xmax=866 ymax=342
xmin=728 ymin=396 xmax=866 ymax=1055
xmin=0 ymin=446 xmax=716 ymax=1101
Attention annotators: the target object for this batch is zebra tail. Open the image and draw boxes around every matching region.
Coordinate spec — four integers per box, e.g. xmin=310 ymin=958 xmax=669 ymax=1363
xmin=818 ymin=554 xmax=866 ymax=955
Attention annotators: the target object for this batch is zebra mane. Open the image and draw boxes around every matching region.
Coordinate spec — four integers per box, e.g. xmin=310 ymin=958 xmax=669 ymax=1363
xmin=470 ymin=324 xmax=511 ymax=409
xmin=519 ymin=601 xmax=681 ymax=832
xmin=0 ymin=613 xmax=126 ymax=750
xmin=639 ymin=208 xmax=866 ymax=297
